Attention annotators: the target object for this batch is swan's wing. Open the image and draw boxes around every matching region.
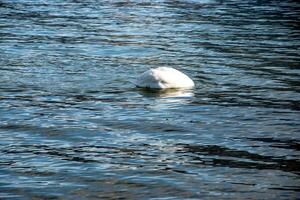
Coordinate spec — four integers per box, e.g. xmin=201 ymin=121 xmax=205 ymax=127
xmin=135 ymin=69 xmax=163 ymax=89
xmin=135 ymin=67 xmax=194 ymax=89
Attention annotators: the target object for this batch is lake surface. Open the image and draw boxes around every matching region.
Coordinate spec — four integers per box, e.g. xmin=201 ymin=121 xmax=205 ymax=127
xmin=0 ymin=0 xmax=300 ymax=199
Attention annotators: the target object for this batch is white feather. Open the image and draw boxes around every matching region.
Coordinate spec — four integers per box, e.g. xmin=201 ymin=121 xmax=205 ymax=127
xmin=135 ymin=67 xmax=195 ymax=89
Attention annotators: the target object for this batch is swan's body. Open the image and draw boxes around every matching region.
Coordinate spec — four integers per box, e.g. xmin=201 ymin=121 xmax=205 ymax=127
xmin=135 ymin=67 xmax=194 ymax=89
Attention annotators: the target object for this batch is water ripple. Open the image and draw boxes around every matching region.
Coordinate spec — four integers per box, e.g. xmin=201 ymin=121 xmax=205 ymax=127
xmin=0 ymin=0 xmax=299 ymax=199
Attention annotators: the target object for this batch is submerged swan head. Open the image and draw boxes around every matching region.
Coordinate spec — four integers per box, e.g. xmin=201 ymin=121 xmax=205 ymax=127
xmin=135 ymin=67 xmax=195 ymax=89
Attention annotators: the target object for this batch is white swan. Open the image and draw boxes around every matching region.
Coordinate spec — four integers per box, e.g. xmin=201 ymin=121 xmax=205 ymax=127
xmin=135 ymin=67 xmax=195 ymax=89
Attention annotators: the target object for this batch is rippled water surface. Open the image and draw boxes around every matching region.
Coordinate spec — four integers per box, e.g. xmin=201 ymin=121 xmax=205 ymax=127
xmin=1 ymin=0 xmax=300 ymax=199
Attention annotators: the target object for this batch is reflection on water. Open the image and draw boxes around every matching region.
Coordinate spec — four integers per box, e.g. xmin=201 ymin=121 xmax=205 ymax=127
xmin=0 ymin=0 xmax=300 ymax=199
xmin=138 ymin=88 xmax=194 ymax=97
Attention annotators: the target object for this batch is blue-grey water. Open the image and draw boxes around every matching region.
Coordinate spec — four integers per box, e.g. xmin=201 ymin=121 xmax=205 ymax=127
xmin=0 ymin=0 xmax=300 ymax=199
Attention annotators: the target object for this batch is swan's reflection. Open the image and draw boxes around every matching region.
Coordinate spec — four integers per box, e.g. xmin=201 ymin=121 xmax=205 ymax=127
xmin=138 ymin=88 xmax=194 ymax=104
xmin=139 ymin=88 xmax=194 ymax=97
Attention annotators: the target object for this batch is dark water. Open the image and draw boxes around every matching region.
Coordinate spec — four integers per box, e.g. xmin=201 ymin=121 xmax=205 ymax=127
xmin=0 ymin=0 xmax=300 ymax=199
